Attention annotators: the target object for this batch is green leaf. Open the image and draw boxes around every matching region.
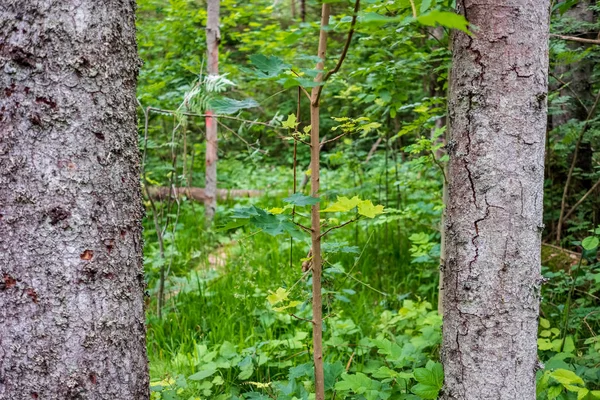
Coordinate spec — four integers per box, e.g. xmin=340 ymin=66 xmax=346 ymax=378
xmin=412 ymin=383 xmax=440 ymax=399
xmin=283 ymin=193 xmax=320 ymax=206
xmin=272 ymin=300 xmax=302 ymax=312
xmin=550 ymin=369 xmax=585 ymax=387
xmin=538 ymin=338 xmax=554 ymax=351
xmin=563 ymin=336 xmax=575 ymax=354
xmin=322 ymin=196 xmax=362 ymax=213
xmin=417 ymin=10 xmax=470 ymax=34
xmin=322 ymin=241 xmax=360 ymax=254
xmin=582 ymin=236 xmax=599 ymax=250
xmin=189 ymin=368 xmax=217 ymax=381
xmin=414 ymin=368 xmax=436 ymax=387
xmin=324 ymin=361 xmax=345 ymax=391
xmin=577 ymin=388 xmax=590 ymax=400
xmin=420 ymin=0 xmax=433 ymax=14
xmin=540 ymin=318 xmax=551 ymax=329
xmin=289 ymin=363 xmax=313 ymax=380
xmin=357 ymin=200 xmax=385 ymax=218
xmin=249 ymin=54 xmax=290 ymax=78
xmin=548 ymin=385 xmax=563 ymax=400
xmin=267 ymin=287 xmax=289 ymax=305
xmin=282 ymin=114 xmax=299 ymax=129
xmin=358 ymin=12 xmax=402 ymax=26
xmin=209 ymin=97 xmax=259 ymax=114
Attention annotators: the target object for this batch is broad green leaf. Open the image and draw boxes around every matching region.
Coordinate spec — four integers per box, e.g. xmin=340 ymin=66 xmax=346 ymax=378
xmin=540 ymin=318 xmax=551 ymax=329
xmin=577 ymin=388 xmax=590 ymax=400
xmin=358 ymin=12 xmax=402 ymax=26
xmin=414 ymin=368 xmax=436 ymax=387
xmin=267 ymin=287 xmax=289 ymax=305
xmin=322 ymin=241 xmax=360 ymax=254
xmin=238 ymin=364 xmax=254 ymax=380
xmin=289 ymin=363 xmax=313 ymax=380
xmin=249 ymin=54 xmax=290 ymax=78
xmin=209 ymin=97 xmax=259 ymax=114
xmin=284 ymin=193 xmax=320 ymax=206
xmin=548 ymin=385 xmax=563 ymax=399
xmin=420 ymin=0 xmax=433 ymax=14
xmin=357 ymin=200 xmax=385 ymax=218
xmin=324 ymin=361 xmax=345 ymax=391
xmin=582 ymin=236 xmax=599 ymax=250
xmin=322 ymin=196 xmax=361 ymax=213
xmin=272 ymin=300 xmax=302 ymax=312
xmin=189 ymin=368 xmax=217 ymax=381
xmin=550 ymin=369 xmax=584 ymax=386
xmin=417 ymin=10 xmax=470 ymax=34
xmin=563 ymin=336 xmax=575 ymax=354
xmin=412 ymin=383 xmax=440 ymax=399
xmin=538 ymin=338 xmax=554 ymax=350
xmin=282 ymin=114 xmax=299 ymax=130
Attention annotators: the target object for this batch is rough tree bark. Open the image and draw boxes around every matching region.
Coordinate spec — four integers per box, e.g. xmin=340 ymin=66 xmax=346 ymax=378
xmin=442 ymin=1 xmax=549 ymax=399
xmin=0 ymin=1 xmax=149 ymax=399
xmin=205 ymin=0 xmax=220 ymax=223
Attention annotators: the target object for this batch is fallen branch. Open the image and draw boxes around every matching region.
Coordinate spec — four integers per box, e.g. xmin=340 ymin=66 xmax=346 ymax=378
xmin=145 ymin=186 xmax=267 ymax=201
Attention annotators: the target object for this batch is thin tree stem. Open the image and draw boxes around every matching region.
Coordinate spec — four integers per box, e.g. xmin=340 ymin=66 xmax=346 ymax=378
xmin=310 ymin=4 xmax=330 ymax=399
xmin=556 ymin=88 xmax=600 ymax=243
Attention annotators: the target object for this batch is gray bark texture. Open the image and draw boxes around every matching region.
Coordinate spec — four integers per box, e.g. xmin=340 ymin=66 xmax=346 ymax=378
xmin=0 ymin=1 xmax=149 ymax=399
xmin=442 ymin=1 xmax=549 ymax=399
xmin=204 ymin=0 xmax=220 ymax=223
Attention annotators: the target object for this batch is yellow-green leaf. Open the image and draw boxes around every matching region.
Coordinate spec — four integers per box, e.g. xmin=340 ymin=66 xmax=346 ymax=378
xmin=551 ymin=369 xmax=584 ymax=387
xmin=540 ymin=318 xmax=551 ymax=329
xmin=322 ymin=196 xmax=361 ymax=213
xmin=282 ymin=114 xmax=298 ymax=130
xmin=267 ymin=287 xmax=289 ymax=305
xmin=273 ymin=300 xmax=302 ymax=312
xmin=357 ymin=200 xmax=385 ymax=218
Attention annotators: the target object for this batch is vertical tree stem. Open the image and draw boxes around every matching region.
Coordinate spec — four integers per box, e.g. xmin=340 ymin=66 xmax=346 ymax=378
xmin=310 ymin=4 xmax=330 ymax=399
xmin=205 ymin=0 xmax=220 ymax=223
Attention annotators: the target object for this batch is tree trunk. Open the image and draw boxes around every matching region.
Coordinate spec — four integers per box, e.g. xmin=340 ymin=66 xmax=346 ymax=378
xmin=310 ymin=5 xmax=330 ymax=399
xmin=204 ymin=0 xmax=221 ymax=223
xmin=205 ymin=0 xmax=220 ymax=223
xmin=442 ymin=1 xmax=549 ymax=399
xmin=0 ymin=1 xmax=149 ymax=399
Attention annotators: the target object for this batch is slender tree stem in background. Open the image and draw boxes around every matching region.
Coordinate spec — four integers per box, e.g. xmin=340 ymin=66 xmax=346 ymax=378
xmin=556 ymin=88 xmax=600 ymax=243
xmin=205 ymin=0 xmax=220 ymax=223
xmin=309 ymin=5 xmax=330 ymax=399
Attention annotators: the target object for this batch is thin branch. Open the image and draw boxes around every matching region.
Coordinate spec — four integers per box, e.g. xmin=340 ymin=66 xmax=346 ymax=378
xmin=319 ymin=218 xmax=358 ymax=239
xmin=293 ymin=220 xmax=314 ymax=233
xmin=563 ymin=177 xmax=600 ymax=221
xmin=551 ymin=33 xmax=600 ymax=45
xmin=556 ymin=88 xmax=600 ymax=243
xmin=314 ymin=0 xmax=361 ymax=106
xmin=430 ymin=149 xmax=448 ymax=184
xmin=216 ymin=119 xmax=267 ymax=154
xmin=549 ymin=72 xmax=589 ymax=115
xmin=321 ymin=131 xmax=351 ymax=145
xmin=290 ymin=313 xmax=315 ymax=324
